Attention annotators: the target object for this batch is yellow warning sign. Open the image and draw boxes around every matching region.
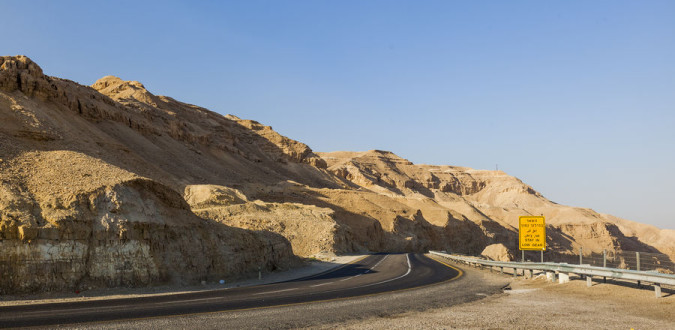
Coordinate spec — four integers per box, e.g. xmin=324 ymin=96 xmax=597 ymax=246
xmin=519 ymin=216 xmax=546 ymax=251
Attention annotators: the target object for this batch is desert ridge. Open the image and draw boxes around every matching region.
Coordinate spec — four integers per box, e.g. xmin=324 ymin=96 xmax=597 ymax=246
xmin=0 ymin=55 xmax=672 ymax=293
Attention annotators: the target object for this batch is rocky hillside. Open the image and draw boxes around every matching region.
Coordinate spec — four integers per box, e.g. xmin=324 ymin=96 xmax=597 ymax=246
xmin=0 ymin=55 xmax=330 ymax=293
xmin=1 ymin=55 xmax=673 ymax=293
xmin=317 ymin=150 xmax=675 ymax=259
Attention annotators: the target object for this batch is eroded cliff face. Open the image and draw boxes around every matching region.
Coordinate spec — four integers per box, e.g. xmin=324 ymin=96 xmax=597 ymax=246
xmin=184 ymin=184 xmax=347 ymax=257
xmin=316 ymin=150 xmax=675 ymax=261
xmin=0 ymin=56 xmax=320 ymax=293
xmin=0 ymin=172 xmax=293 ymax=294
xmin=1 ymin=56 xmax=673 ymax=293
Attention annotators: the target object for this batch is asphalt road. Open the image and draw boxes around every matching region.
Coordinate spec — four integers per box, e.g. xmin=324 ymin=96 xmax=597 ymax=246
xmin=0 ymin=253 xmax=461 ymax=328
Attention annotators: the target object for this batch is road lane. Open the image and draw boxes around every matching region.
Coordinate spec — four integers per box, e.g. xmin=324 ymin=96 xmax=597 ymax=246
xmin=0 ymin=253 xmax=460 ymax=327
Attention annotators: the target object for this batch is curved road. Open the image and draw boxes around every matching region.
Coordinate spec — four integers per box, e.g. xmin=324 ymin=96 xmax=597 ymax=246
xmin=0 ymin=253 xmax=460 ymax=328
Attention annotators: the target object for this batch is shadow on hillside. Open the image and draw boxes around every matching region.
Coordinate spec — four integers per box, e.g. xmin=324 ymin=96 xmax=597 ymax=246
xmin=252 ymin=185 xmax=510 ymax=256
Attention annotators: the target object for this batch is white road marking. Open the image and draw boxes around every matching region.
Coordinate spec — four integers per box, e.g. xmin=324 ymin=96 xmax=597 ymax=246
xmin=338 ymin=254 xmax=386 ymax=282
xmin=155 ymin=296 xmax=224 ymax=304
xmin=333 ymin=254 xmax=412 ymax=288
xmin=352 ymin=253 xmax=412 ymax=289
xmin=252 ymin=288 xmax=298 ymax=296
xmin=12 ymin=293 xmax=235 ymax=316
xmin=371 ymin=254 xmax=389 ymax=269
xmin=340 ymin=273 xmax=362 ymax=281
xmin=310 ymin=282 xmax=334 ymax=287
xmin=314 ymin=254 xmax=414 ymax=296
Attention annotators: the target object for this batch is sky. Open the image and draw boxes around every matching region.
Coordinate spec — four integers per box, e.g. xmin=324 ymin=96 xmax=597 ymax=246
xmin=2 ymin=1 xmax=674 ymax=229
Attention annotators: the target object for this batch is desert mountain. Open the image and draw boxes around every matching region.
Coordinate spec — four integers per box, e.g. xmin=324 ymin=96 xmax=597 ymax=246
xmin=317 ymin=150 xmax=675 ymax=258
xmin=1 ymin=55 xmax=673 ymax=293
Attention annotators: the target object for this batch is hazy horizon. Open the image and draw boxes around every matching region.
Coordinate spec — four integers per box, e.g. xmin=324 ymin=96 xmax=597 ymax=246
xmin=2 ymin=1 xmax=673 ymax=229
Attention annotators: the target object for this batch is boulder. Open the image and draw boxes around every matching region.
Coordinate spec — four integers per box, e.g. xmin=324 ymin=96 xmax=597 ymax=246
xmin=481 ymin=243 xmax=514 ymax=261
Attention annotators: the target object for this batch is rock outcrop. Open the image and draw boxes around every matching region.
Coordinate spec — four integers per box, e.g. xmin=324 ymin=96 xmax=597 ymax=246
xmin=481 ymin=244 xmax=514 ymax=261
xmin=184 ymin=184 xmax=347 ymax=257
xmin=0 ymin=172 xmax=293 ymax=293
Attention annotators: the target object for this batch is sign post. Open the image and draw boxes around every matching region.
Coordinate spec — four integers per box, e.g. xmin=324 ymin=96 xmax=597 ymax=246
xmin=519 ymin=216 xmax=546 ymax=261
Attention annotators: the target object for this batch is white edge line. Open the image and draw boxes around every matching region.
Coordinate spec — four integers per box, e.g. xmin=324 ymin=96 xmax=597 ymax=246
xmin=323 ymin=254 xmax=412 ymax=292
xmin=338 ymin=254 xmax=386 ymax=283
xmin=357 ymin=253 xmax=411 ymax=288
xmin=252 ymin=288 xmax=299 ymax=296
xmin=310 ymin=282 xmax=334 ymax=287
xmin=371 ymin=254 xmax=389 ymax=270
xmin=340 ymin=273 xmax=362 ymax=281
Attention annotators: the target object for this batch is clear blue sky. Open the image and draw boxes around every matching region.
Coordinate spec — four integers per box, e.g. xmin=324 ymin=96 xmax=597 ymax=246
xmin=2 ymin=1 xmax=674 ymax=229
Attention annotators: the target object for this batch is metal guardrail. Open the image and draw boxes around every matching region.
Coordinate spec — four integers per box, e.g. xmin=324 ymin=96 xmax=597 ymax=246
xmin=430 ymin=251 xmax=675 ymax=298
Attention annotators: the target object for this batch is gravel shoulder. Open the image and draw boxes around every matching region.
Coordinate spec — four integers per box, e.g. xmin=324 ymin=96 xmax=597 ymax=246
xmin=324 ymin=262 xmax=675 ymax=329
xmin=0 ymin=254 xmax=365 ymax=307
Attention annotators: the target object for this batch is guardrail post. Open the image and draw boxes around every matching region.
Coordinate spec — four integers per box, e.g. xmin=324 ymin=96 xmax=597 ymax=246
xmin=559 ymin=272 xmax=570 ymax=284
xmin=655 ymin=283 xmax=662 ymax=298
xmin=603 ymin=249 xmax=607 ymax=283
xmin=586 ymin=275 xmax=592 ymax=287
xmin=579 ymin=247 xmax=585 ymax=279
xmin=500 ymin=266 xmax=503 ymax=274
xmin=546 ymin=271 xmax=556 ymax=282
xmin=513 ymin=268 xmax=517 ymax=278
xmin=636 ymin=251 xmax=641 ymax=288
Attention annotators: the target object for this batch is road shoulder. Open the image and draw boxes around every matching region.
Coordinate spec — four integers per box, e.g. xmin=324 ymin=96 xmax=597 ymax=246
xmin=323 ymin=263 xmax=675 ymax=329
